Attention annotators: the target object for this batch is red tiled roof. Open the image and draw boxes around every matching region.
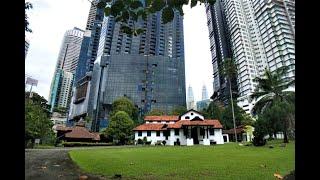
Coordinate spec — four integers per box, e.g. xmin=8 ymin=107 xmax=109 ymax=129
xmin=144 ymin=116 xmax=179 ymax=121
xmin=134 ymin=119 xmax=223 ymax=131
xmin=176 ymin=120 xmax=223 ymax=128
xmin=62 ymin=126 xmax=100 ymax=140
xmin=133 ymin=124 xmax=167 ymax=131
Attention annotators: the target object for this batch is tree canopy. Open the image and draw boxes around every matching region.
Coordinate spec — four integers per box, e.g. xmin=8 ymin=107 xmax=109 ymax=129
xmin=104 ymin=111 xmax=135 ymax=144
xmin=25 ymin=93 xmax=55 ymax=146
xmin=169 ymin=106 xmax=187 ymax=115
xmin=25 ymin=2 xmax=33 ymax=33
xmin=145 ymin=109 xmax=166 ymax=116
xmin=111 ymin=96 xmax=139 ymax=123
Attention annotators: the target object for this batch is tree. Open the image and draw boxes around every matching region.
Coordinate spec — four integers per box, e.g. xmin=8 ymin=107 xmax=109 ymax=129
xmin=145 ymin=109 xmax=166 ymax=116
xmin=219 ymin=58 xmax=238 ymax=141
xmin=221 ymin=100 xmax=245 ymax=130
xmin=25 ymin=101 xmax=55 ymax=147
xmin=202 ymin=101 xmax=224 ymax=120
xmin=169 ymin=106 xmax=187 ymax=115
xmin=250 ymin=66 xmax=295 ymax=115
xmin=25 ymin=2 xmax=33 ymax=33
xmin=25 ymin=91 xmax=51 ymax=116
xmin=105 ymin=111 xmax=135 ymax=144
xmin=111 ymin=96 xmax=139 ymax=123
xmin=250 ymin=66 xmax=295 ymax=143
xmin=98 ymin=0 xmax=216 ymax=36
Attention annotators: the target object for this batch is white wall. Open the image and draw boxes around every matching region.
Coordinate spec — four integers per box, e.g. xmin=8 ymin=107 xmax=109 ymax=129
xmin=135 ymin=131 xmax=166 ymax=145
xmin=180 ymin=111 xmax=204 ymax=120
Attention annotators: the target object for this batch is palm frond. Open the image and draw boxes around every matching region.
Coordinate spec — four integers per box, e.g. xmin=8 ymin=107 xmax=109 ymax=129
xmin=251 ymin=94 xmax=274 ymax=114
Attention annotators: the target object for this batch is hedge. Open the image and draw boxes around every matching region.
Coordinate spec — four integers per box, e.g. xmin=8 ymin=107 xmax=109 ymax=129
xmin=62 ymin=142 xmax=113 ymax=147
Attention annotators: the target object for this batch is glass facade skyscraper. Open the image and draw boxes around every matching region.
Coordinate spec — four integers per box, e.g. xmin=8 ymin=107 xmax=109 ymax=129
xmin=71 ymin=5 xmax=186 ymax=131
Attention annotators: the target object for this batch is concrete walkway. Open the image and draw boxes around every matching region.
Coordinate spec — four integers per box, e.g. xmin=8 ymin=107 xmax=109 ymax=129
xmin=25 ymin=148 xmax=108 ymax=180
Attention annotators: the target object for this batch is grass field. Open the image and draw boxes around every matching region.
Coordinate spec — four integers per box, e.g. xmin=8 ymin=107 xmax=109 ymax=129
xmin=69 ymin=141 xmax=294 ymax=180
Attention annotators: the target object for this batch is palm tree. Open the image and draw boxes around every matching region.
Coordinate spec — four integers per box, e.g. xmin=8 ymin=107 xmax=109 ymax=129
xmin=250 ymin=66 xmax=295 ymax=143
xmin=250 ymin=66 xmax=295 ymax=115
xmin=220 ymin=58 xmax=238 ymax=142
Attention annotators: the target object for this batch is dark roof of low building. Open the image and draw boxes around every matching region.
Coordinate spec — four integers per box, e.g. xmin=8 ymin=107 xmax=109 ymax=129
xmin=56 ymin=125 xmax=100 ymax=140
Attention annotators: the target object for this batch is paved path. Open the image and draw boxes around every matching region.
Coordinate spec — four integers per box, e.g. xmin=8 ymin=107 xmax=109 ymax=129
xmin=25 ymin=148 xmax=107 ymax=180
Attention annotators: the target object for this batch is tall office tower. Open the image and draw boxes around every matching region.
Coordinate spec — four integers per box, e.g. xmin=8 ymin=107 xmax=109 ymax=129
xmin=74 ymin=0 xmax=105 ymax=83
xmin=205 ymin=0 xmax=238 ymax=104
xmin=25 ymin=38 xmax=30 ymax=59
xmin=187 ymin=86 xmax=195 ymax=110
xmin=48 ymin=27 xmax=84 ymax=112
xmin=202 ymin=85 xmax=208 ymax=100
xmin=78 ymin=6 xmax=186 ymax=131
xmin=68 ymin=0 xmax=106 ymax=126
xmin=252 ymin=0 xmax=295 ymax=82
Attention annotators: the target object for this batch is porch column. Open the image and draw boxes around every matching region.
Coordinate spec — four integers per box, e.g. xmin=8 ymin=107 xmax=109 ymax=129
xmin=203 ymin=126 xmax=210 ymax=145
xmin=206 ymin=126 xmax=209 ymax=139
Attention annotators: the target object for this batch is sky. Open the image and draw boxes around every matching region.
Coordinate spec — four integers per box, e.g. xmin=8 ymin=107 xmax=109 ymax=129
xmin=25 ymin=0 xmax=213 ymax=102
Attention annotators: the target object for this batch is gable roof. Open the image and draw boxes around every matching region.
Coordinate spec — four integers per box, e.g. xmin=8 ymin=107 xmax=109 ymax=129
xmin=168 ymin=119 xmax=223 ymax=129
xmin=144 ymin=116 xmax=179 ymax=121
xmin=180 ymin=109 xmax=203 ymax=117
xmin=56 ymin=125 xmax=100 ymax=140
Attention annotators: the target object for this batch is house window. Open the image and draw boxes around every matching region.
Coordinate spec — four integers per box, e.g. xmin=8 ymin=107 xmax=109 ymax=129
xmin=185 ymin=116 xmax=190 ymax=119
xmin=175 ymin=129 xmax=179 ymax=135
xmin=156 ymin=131 xmax=160 ymax=136
xmin=138 ymin=131 xmax=142 ymax=136
xmin=157 ymin=121 xmax=161 ymax=123
xmin=191 ymin=113 xmax=194 ymax=115
xmin=147 ymin=131 xmax=151 ymax=136
xmin=209 ymin=128 xmax=215 ymax=135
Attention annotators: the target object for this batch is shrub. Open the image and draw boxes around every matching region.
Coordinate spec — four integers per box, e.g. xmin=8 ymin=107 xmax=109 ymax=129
xmin=155 ymin=141 xmax=162 ymax=146
xmin=162 ymin=140 xmax=167 ymax=146
xmin=62 ymin=142 xmax=113 ymax=147
xmin=143 ymin=137 xmax=147 ymax=144
xmin=137 ymin=138 xmax=143 ymax=144
xmin=145 ymin=141 xmax=152 ymax=145
xmin=252 ymin=137 xmax=267 ymax=146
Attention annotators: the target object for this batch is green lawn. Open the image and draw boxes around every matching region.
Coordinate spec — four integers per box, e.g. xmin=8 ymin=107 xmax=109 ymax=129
xmin=69 ymin=141 xmax=294 ymax=180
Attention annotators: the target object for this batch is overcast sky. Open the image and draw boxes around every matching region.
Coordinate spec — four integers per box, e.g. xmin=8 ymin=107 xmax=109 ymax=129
xmin=25 ymin=0 xmax=213 ymax=102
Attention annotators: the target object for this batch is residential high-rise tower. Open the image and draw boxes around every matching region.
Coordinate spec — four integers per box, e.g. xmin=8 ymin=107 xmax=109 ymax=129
xmin=48 ymin=27 xmax=84 ymax=112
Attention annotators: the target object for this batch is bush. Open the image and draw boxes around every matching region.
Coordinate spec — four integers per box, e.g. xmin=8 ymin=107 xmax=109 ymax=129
xmin=145 ymin=141 xmax=152 ymax=145
xmin=252 ymin=137 xmax=267 ymax=146
xmin=143 ymin=137 xmax=147 ymax=144
xmin=162 ymin=140 xmax=167 ymax=146
xmin=155 ymin=141 xmax=162 ymax=146
xmin=137 ymin=138 xmax=143 ymax=144
xmin=62 ymin=142 xmax=113 ymax=147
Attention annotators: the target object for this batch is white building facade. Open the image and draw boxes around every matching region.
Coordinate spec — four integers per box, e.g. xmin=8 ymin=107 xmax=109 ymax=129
xmin=133 ymin=110 xmax=224 ymax=146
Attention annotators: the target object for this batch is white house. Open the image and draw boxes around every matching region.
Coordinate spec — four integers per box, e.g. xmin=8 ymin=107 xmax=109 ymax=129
xmin=133 ymin=110 xmax=224 ymax=146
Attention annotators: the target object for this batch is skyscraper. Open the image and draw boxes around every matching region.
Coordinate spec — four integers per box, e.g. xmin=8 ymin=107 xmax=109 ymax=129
xmin=205 ymin=0 xmax=238 ymax=104
xmin=49 ymin=27 xmax=84 ymax=112
xmin=79 ymin=7 xmax=186 ymax=131
xmin=187 ymin=85 xmax=195 ymax=110
xmin=206 ymin=0 xmax=294 ymax=113
xmin=252 ymin=0 xmax=295 ymax=80
xmin=201 ymin=84 xmax=208 ymax=100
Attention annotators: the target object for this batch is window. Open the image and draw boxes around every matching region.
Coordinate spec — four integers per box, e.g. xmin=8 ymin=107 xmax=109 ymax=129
xmin=156 ymin=131 xmax=160 ymax=136
xmin=191 ymin=113 xmax=194 ymax=115
xmin=138 ymin=131 xmax=142 ymax=136
xmin=185 ymin=116 xmax=190 ymax=119
xmin=147 ymin=131 xmax=151 ymax=136
xmin=209 ymin=128 xmax=215 ymax=135
xmin=175 ymin=129 xmax=179 ymax=135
